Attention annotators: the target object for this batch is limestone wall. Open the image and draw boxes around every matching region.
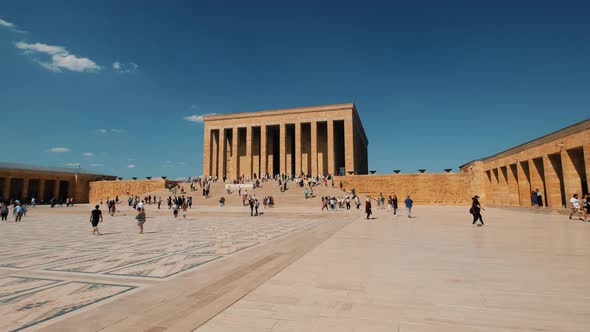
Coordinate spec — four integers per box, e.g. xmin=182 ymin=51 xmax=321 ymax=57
xmin=89 ymin=179 xmax=179 ymax=203
xmin=335 ymin=173 xmax=475 ymax=205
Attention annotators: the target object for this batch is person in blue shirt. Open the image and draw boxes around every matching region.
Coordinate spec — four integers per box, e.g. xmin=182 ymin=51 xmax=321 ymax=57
xmin=404 ymin=195 xmax=413 ymax=218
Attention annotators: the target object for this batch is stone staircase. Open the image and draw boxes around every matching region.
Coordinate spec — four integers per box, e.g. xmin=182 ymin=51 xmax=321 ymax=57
xmin=141 ymin=180 xmax=348 ymax=208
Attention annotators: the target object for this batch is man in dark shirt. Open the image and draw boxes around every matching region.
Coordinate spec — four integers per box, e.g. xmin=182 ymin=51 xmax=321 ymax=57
xmin=90 ymin=205 xmax=103 ymax=235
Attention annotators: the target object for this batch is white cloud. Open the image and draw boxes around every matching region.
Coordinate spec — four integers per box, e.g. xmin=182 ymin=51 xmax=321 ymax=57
xmin=184 ymin=113 xmax=216 ymax=123
xmin=47 ymin=147 xmax=70 ymax=153
xmin=65 ymin=162 xmax=80 ymax=167
xmin=162 ymin=161 xmax=187 ymax=168
xmin=113 ymin=61 xmax=138 ymax=73
xmin=15 ymin=41 xmax=100 ymax=73
xmin=82 ymin=152 xmax=95 ymax=158
xmin=96 ymin=128 xmax=125 ymax=134
xmin=89 ymin=163 xmax=104 ymax=167
xmin=127 ymin=164 xmax=136 ymax=168
xmin=0 ymin=17 xmax=25 ymax=33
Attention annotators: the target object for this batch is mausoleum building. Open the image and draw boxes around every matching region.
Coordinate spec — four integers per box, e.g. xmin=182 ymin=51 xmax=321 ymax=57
xmin=202 ymin=103 xmax=369 ymax=180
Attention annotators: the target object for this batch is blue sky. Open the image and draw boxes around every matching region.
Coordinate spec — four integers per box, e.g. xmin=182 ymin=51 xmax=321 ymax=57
xmin=1 ymin=1 xmax=589 ymax=178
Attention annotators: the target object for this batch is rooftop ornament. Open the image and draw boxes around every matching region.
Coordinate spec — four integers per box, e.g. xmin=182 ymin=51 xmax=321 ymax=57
xmin=347 ymin=171 xmax=354 ymax=175
xmin=132 ymin=177 xmax=137 ymax=180
xmin=393 ymin=170 xmax=400 ymax=174
xmin=444 ymin=168 xmax=453 ymax=173
xmin=161 ymin=176 xmax=167 ymax=180
xmin=369 ymin=170 xmax=376 ymax=174
xmin=146 ymin=176 xmax=152 ymax=180
xmin=418 ymin=169 xmax=426 ymax=173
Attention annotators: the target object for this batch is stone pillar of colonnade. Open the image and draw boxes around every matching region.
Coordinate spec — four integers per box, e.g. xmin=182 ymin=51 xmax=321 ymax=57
xmin=203 ymin=127 xmax=211 ymax=177
xmin=517 ymin=161 xmax=531 ymax=207
xmin=327 ymin=120 xmax=335 ymax=176
xmin=218 ymin=128 xmax=225 ymax=180
xmin=543 ymin=154 xmax=563 ymax=208
xmin=2 ymin=177 xmax=9 ymax=200
xmin=561 ymin=148 xmax=582 ymax=199
xmin=529 ymin=158 xmax=545 ymax=206
xmin=38 ymin=178 xmax=45 ymax=201
xmin=232 ymin=128 xmax=239 ymax=180
xmin=260 ymin=125 xmax=267 ymax=178
xmin=279 ymin=123 xmax=286 ymax=176
xmin=54 ymin=179 xmax=60 ymax=200
xmin=245 ymin=126 xmax=252 ymax=180
xmin=311 ymin=121 xmax=318 ymax=177
xmin=506 ymin=165 xmax=520 ymax=206
xmin=344 ymin=118 xmax=355 ymax=174
xmin=295 ymin=122 xmax=302 ymax=177
xmin=498 ymin=167 xmax=510 ymax=205
xmin=211 ymin=130 xmax=218 ymax=179
xmin=22 ymin=177 xmax=29 ymax=200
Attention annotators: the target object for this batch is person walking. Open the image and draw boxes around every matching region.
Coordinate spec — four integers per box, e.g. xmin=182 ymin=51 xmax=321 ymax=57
xmin=255 ymin=199 xmax=259 ymax=216
xmin=157 ymin=197 xmax=162 ymax=209
xmin=470 ymin=195 xmax=485 ymax=226
xmin=392 ymin=194 xmax=399 ymax=216
xmin=0 ymin=204 xmax=8 ymax=222
xmin=365 ymin=197 xmax=372 ymax=220
xmin=569 ymin=194 xmax=582 ymax=220
xmin=136 ymin=208 xmax=146 ymax=234
xmin=14 ymin=203 xmax=24 ymax=222
xmin=172 ymin=204 xmax=179 ymax=219
xmin=90 ymin=205 xmax=103 ymax=235
xmin=249 ymin=197 xmax=255 ymax=216
xmin=584 ymin=194 xmax=590 ymax=222
xmin=405 ymin=195 xmax=413 ymax=218
xmin=181 ymin=201 xmax=188 ymax=220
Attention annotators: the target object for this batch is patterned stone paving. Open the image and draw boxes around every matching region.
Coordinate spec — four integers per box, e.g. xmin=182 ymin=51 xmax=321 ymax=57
xmin=0 ymin=206 xmax=329 ymax=331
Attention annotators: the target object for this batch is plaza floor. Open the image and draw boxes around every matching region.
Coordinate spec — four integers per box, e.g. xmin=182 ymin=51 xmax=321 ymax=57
xmin=0 ymin=204 xmax=588 ymax=331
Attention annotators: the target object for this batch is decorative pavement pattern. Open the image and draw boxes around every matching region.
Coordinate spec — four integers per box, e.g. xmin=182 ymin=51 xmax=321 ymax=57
xmin=0 ymin=208 xmax=328 ymax=331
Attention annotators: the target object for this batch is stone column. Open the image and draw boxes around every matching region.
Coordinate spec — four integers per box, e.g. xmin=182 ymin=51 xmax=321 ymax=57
xmin=507 ymin=164 xmax=519 ymax=206
xmin=295 ymin=122 xmax=302 ymax=177
xmin=561 ymin=148 xmax=581 ymax=199
xmin=260 ymin=125 xmax=267 ymax=177
xmin=202 ymin=127 xmax=211 ymax=176
xmin=218 ymin=129 xmax=225 ymax=180
xmin=3 ymin=177 xmax=10 ymax=200
xmin=246 ymin=126 xmax=252 ymax=180
xmin=22 ymin=177 xmax=29 ymax=200
xmin=280 ymin=123 xmax=286 ymax=176
xmin=517 ymin=161 xmax=531 ymax=207
xmin=543 ymin=155 xmax=562 ymax=208
xmin=528 ymin=158 xmax=544 ymax=205
xmin=232 ymin=128 xmax=239 ymax=180
xmin=54 ymin=179 xmax=60 ymax=200
xmin=344 ymin=118 xmax=355 ymax=174
xmin=311 ymin=121 xmax=318 ymax=177
xmin=211 ymin=130 xmax=218 ymax=178
xmin=327 ymin=120 xmax=334 ymax=176
xmin=38 ymin=179 xmax=45 ymax=201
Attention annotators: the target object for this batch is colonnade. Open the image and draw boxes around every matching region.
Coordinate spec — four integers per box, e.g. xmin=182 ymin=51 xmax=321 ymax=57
xmin=203 ymin=118 xmax=368 ymax=180
xmin=484 ymin=144 xmax=590 ymax=208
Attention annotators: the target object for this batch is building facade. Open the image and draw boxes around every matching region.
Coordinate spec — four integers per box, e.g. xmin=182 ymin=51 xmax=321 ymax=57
xmin=202 ymin=103 xmax=369 ymax=180
xmin=337 ymin=118 xmax=590 ymax=208
xmin=0 ymin=163 xmax=116 ymax=203
xmin=464 ymin=118 xmax=590 ymax=208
